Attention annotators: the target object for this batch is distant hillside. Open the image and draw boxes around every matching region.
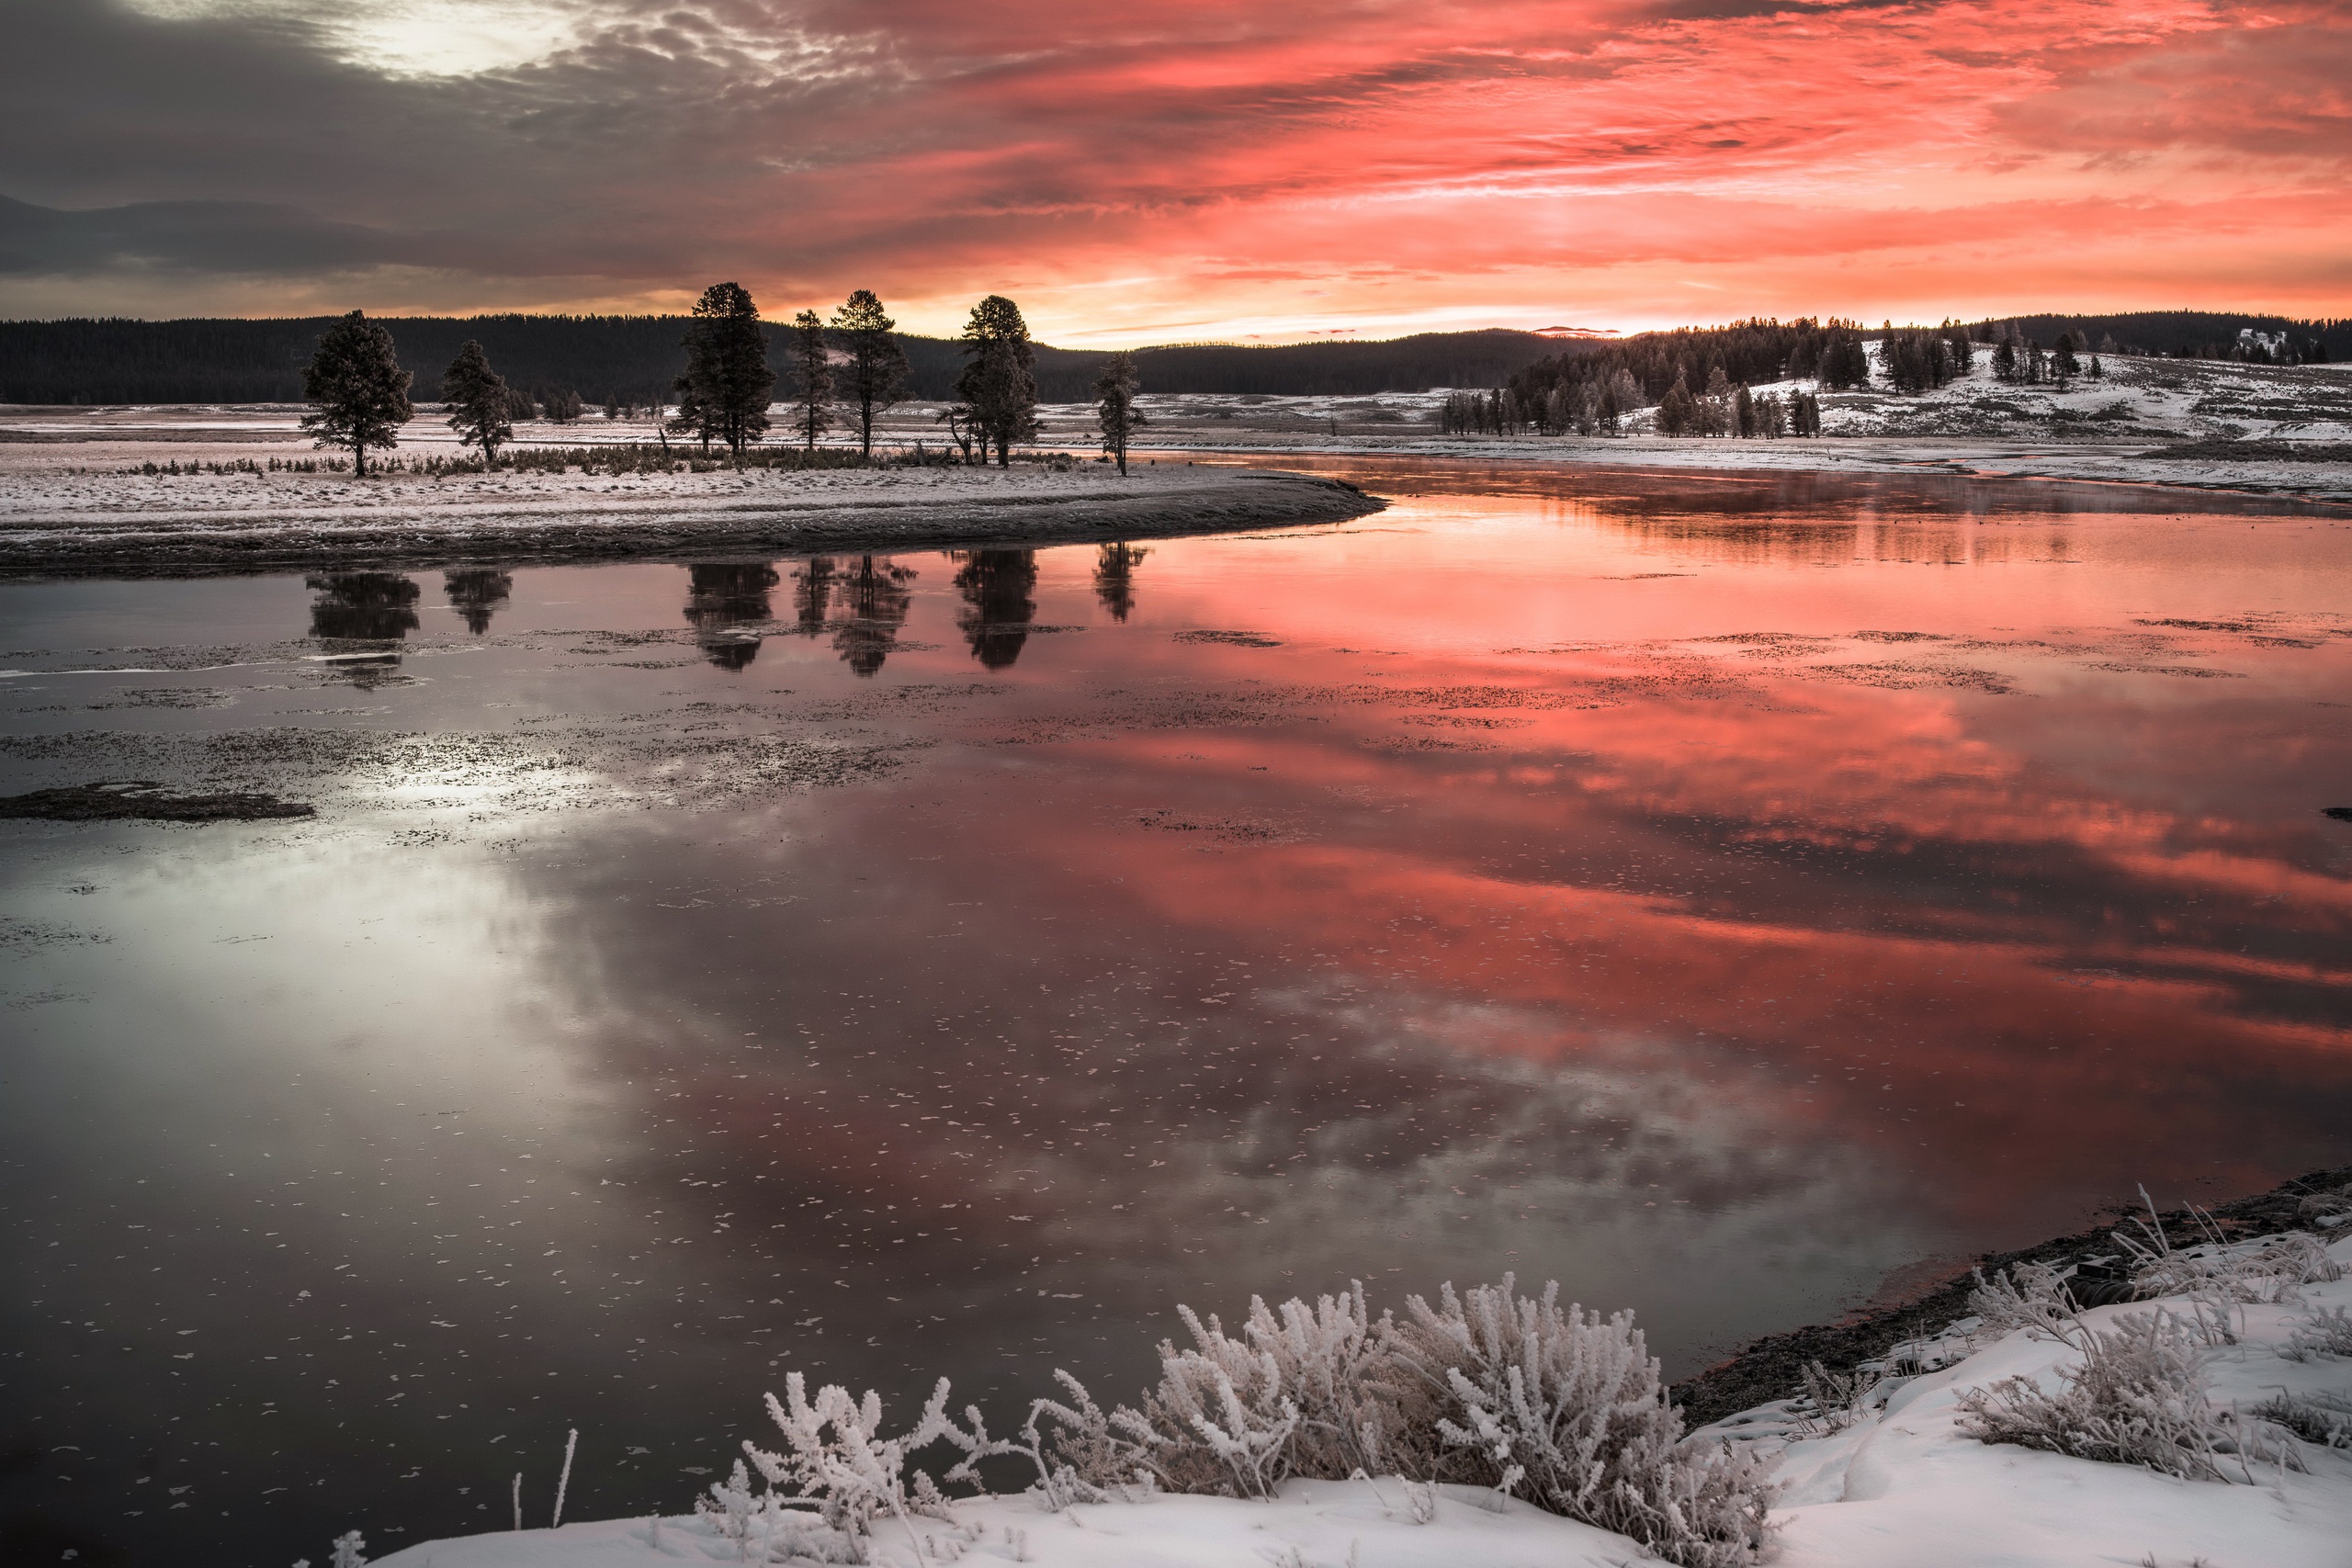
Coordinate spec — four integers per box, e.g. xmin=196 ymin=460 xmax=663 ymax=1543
xmin=0 ymin=316 xmax=1574 ymax=406
xmin=1966 ymin=310 xmax=2349 ymax=361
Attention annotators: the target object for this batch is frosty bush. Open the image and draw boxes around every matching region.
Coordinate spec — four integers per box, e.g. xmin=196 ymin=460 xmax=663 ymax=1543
xmin=714 ymin=1277 xmax=1777 ymax=1568
xmin=2252 ymin=1389 xmax=2352 ymax=1451
xmin=2112 ymin=1189 xmax=2343 ymax=1308
xmin=1069 ymin=1277 xmax=1774 ymax=1567
xmin=1956 ymin=1307 xmax=2293 ymax=1483
xmin=1394 ymin=1279 xmax=1777 ymax=1568
xmin=2280 ymin=1305 xmax=2352 ymax=1362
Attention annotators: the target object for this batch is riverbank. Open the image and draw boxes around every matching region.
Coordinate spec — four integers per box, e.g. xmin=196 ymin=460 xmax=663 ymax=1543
xmin=0 ymin=459 xmax=1382 ymax=575
xmin=367 ymin=1199 xmax=2352 ymax=1568
xmin=1133 ymin=431 xmax=2352 ymax=505
xmin=1672 ymin=1163 xmax=2352 ymax=1425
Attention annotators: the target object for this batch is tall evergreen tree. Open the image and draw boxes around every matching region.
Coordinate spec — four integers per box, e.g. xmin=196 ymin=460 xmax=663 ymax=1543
xmin=300 ymin=311 xmax=412 ymax=477
xmin=2052 ymin=333 xmax=2082 ymax=388
xmin=673 ymin=282 xmax=775 ymax=462
xmin=1092 ymin=352 xmax=1146 ymax=475
xmin=955 ymin=296 xmax=1038 ymax=468
xmin=1656 ymin=370 xmax=1697 ymax=436
xmin=439 ymin=340 xmax=513 ymax=462
xmin=828 ymin=289 xmax=910 ymax=458
xmin=786 ymin=309 xmax=834 ymax=452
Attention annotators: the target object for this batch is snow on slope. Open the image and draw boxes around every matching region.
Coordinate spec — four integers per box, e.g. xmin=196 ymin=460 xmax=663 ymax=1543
xmin=373 ymin=1233 xmax=2352 ymax=1568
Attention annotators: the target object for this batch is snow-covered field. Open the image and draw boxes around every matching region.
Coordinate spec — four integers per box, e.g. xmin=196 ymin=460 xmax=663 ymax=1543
xmin=6 ymin=352 xmax=2350 ymax=526
xmin=369 ymin=1229 xmax=2352 ymax=1568
xmin=997 ymin=354 xmax=2352 ymax=502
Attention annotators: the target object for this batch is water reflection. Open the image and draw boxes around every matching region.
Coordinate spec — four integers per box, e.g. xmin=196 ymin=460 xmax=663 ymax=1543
xmin=443 ymin=568 xmax=514 ymax=635
xmin=6 ymin=465 xmax=2350 ymax=1568
xmin=831 ymin=555 xmax=918 ymax=677
xmin=792 ymin=557 xmax=838 ymax=637
xmin=683 ymin=562 xmax=780 ymax=671
xmin=1093 ymin=541 xmax=1148 ymax=622
xmin=306 ymin=570 xmax=420 ymax=687
xmin=953 ymin=548 xmax=1038 ymax=670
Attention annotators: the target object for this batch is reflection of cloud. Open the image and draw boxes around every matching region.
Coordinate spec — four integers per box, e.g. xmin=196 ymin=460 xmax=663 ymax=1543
xmin=4 ymin=0 xmax=2347 ymax=327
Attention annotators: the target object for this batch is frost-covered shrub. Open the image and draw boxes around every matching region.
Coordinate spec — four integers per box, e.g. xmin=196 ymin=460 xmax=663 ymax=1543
xmin=1091 ymin=1277 xmax=1775 ymax=1566
xmin=1122 ymin=1284 xmax=1421 ymax=1495
xmin=2252 ymin=1389 xmax=2352 ymax=1451
xmin=1956 ymin=1307 xmax=2293 ymax=1483
xmin=1395 ymin=1279 xmax=1777 ymax=1568
xmin=1969 ymin=1259 xmax=2089 ymax=1341
xmin=1793 ymin=1359 xmax=1884 ymax=1437
xmin=2280 ymin=1305 xmax=2352 ymax=1362
xmin=712 ymin=1278 xmax=1777 ymax=1567
xmin=2111 ymin=1190 xmax=2343 ymax=1308
xmin=2293 ymin=1182 xmax=2352 ymax=1224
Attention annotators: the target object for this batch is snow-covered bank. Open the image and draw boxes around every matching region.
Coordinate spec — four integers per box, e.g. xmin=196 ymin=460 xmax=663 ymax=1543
xmin=373 ymin=1227 xmax=2352 ymax=1568
xmin=0 ymin=462 xmax=1381 ymax=573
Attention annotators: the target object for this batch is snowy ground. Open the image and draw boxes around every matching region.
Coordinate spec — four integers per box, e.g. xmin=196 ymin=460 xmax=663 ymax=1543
xmin=0 ymin=418 xmax=1374 ymax=570
xmin=984 ymin=353 xmax=2352 ymax=502
xmin=6 ymin=351 xmax=2348 ymax=550
xmin=372 ymin=1232 xmax=2352 ymax=1568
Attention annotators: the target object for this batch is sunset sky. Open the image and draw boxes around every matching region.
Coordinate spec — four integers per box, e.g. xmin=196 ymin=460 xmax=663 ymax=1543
xmin=2 ymin=0 xmax=2346 ymax=342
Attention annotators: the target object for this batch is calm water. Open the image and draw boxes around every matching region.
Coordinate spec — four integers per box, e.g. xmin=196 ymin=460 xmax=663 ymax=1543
xmin=4 ymin=458 xmax=2350 ymax=1565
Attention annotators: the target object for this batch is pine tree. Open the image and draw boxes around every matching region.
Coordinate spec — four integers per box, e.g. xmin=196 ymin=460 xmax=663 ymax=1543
xmin=786 ymin=309 xmax=834 ymax=451
xmin=955 ymin=296 xmax=1039 ymax=468
xmin=1734 ymin=384 xmax=1756 ymax=438
xmin=1701 ymin=365 xmax=1733 ymax=434
xmin=1092 ymin=352 xmax=1146 ymax=475
xmin=673 ymin=282 xmax=775 ymax=463
xmin=2052 ymin=333 xmax=2082 ymax=389
xmin=1656 ymin=371 xmax=1697 ymax=436
xmin=1992 ymin=337 xmax=2018 ymax=382
xmin=300 ymin=312 xmax=412 ymax=477
xmin=828 ymin=290 xmax=910 ymax=458
xmin=439 ymin=340 xmax=512 ymax=462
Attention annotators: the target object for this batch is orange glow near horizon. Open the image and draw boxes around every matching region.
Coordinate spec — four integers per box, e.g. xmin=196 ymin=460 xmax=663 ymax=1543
xmin=5 ymin=0 xmax=2348 ymax=333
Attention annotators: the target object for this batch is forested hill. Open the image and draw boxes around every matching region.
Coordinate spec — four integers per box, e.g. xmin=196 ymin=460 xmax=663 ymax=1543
xmin=0 ymin=317 xmax=1574 ymax=405
xmin=1966 ymin=310 xmax=2352 ymax=359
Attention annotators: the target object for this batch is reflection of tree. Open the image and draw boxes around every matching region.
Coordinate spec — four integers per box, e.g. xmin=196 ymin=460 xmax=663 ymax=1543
xmin=832 ymin=556 xmax=918 ymax=678
xmin=952 ymin=548 xmax=1037 ymax=670
xmin=307 ymin=572 xmax=421 ymax=641
xmin=683 ymin=563 xmax=780 ymax=671
xmin=443 ymin=569 xmax=513 ymax=635
xmin=305 ymin=571 xmax=420 ymax=689
xmin=1093 ymin=541 xmax=1148 ymax=623
xmin=791 ymin=558 xmax=838 ymax=637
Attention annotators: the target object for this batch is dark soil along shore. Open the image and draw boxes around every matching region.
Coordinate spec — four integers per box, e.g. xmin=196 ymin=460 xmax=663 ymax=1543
xmin=0 ymin=780 xmax=315 ymax=820
xmin=1671 ymin=1165 xmax=2352 ymax=1426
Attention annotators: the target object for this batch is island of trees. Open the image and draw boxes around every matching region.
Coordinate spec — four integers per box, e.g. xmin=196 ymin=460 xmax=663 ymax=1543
xmin=292 ymin=284 xmax=1137 ymax=475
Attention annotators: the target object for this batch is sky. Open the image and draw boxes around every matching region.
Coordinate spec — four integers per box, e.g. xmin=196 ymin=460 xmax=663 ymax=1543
xmin=0 ymin=0 xmax=2346 ymax=343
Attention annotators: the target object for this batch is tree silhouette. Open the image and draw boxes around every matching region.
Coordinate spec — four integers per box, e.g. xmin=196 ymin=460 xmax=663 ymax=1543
xmin=787 ymin=309 xmax=834 ymax=451
xmin=307 ymin=571 xmax=421 ymax=641
xmin=440 ymin=341 xmax=513 ymax=462
xmin=673 ymin=283 xmax=775 ymax=462
xmin=955 ymin=296 xmax=1038 ymax=468
xmin=1092 ymin=352 xmax=1146 ymax=474
xmin=831 ymin=556 xmax=918 ymax=677
xmin=952 ymin=548 xmax=1038 ymax=668
xmin=792 ymin=556 xmax=838 ymax=635
xmin=1093 ymin=541 xmax=1148 ymax=622
xmin=443 ymin=569 xmax=513 ymax=634
xmin=683 ymin=563 xmax=780 ymax=671
xmin=1655 ymin=371 xmax=1697 ymax=436
xmin=829 ymin=290 xmax=910 ymax=458
xmin=300 ymin=312 xmax=412 ymax=476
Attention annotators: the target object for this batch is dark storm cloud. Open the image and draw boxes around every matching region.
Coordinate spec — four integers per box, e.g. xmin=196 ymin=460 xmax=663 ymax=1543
xmin=0 ymin=194 xmax=426 ymax=276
